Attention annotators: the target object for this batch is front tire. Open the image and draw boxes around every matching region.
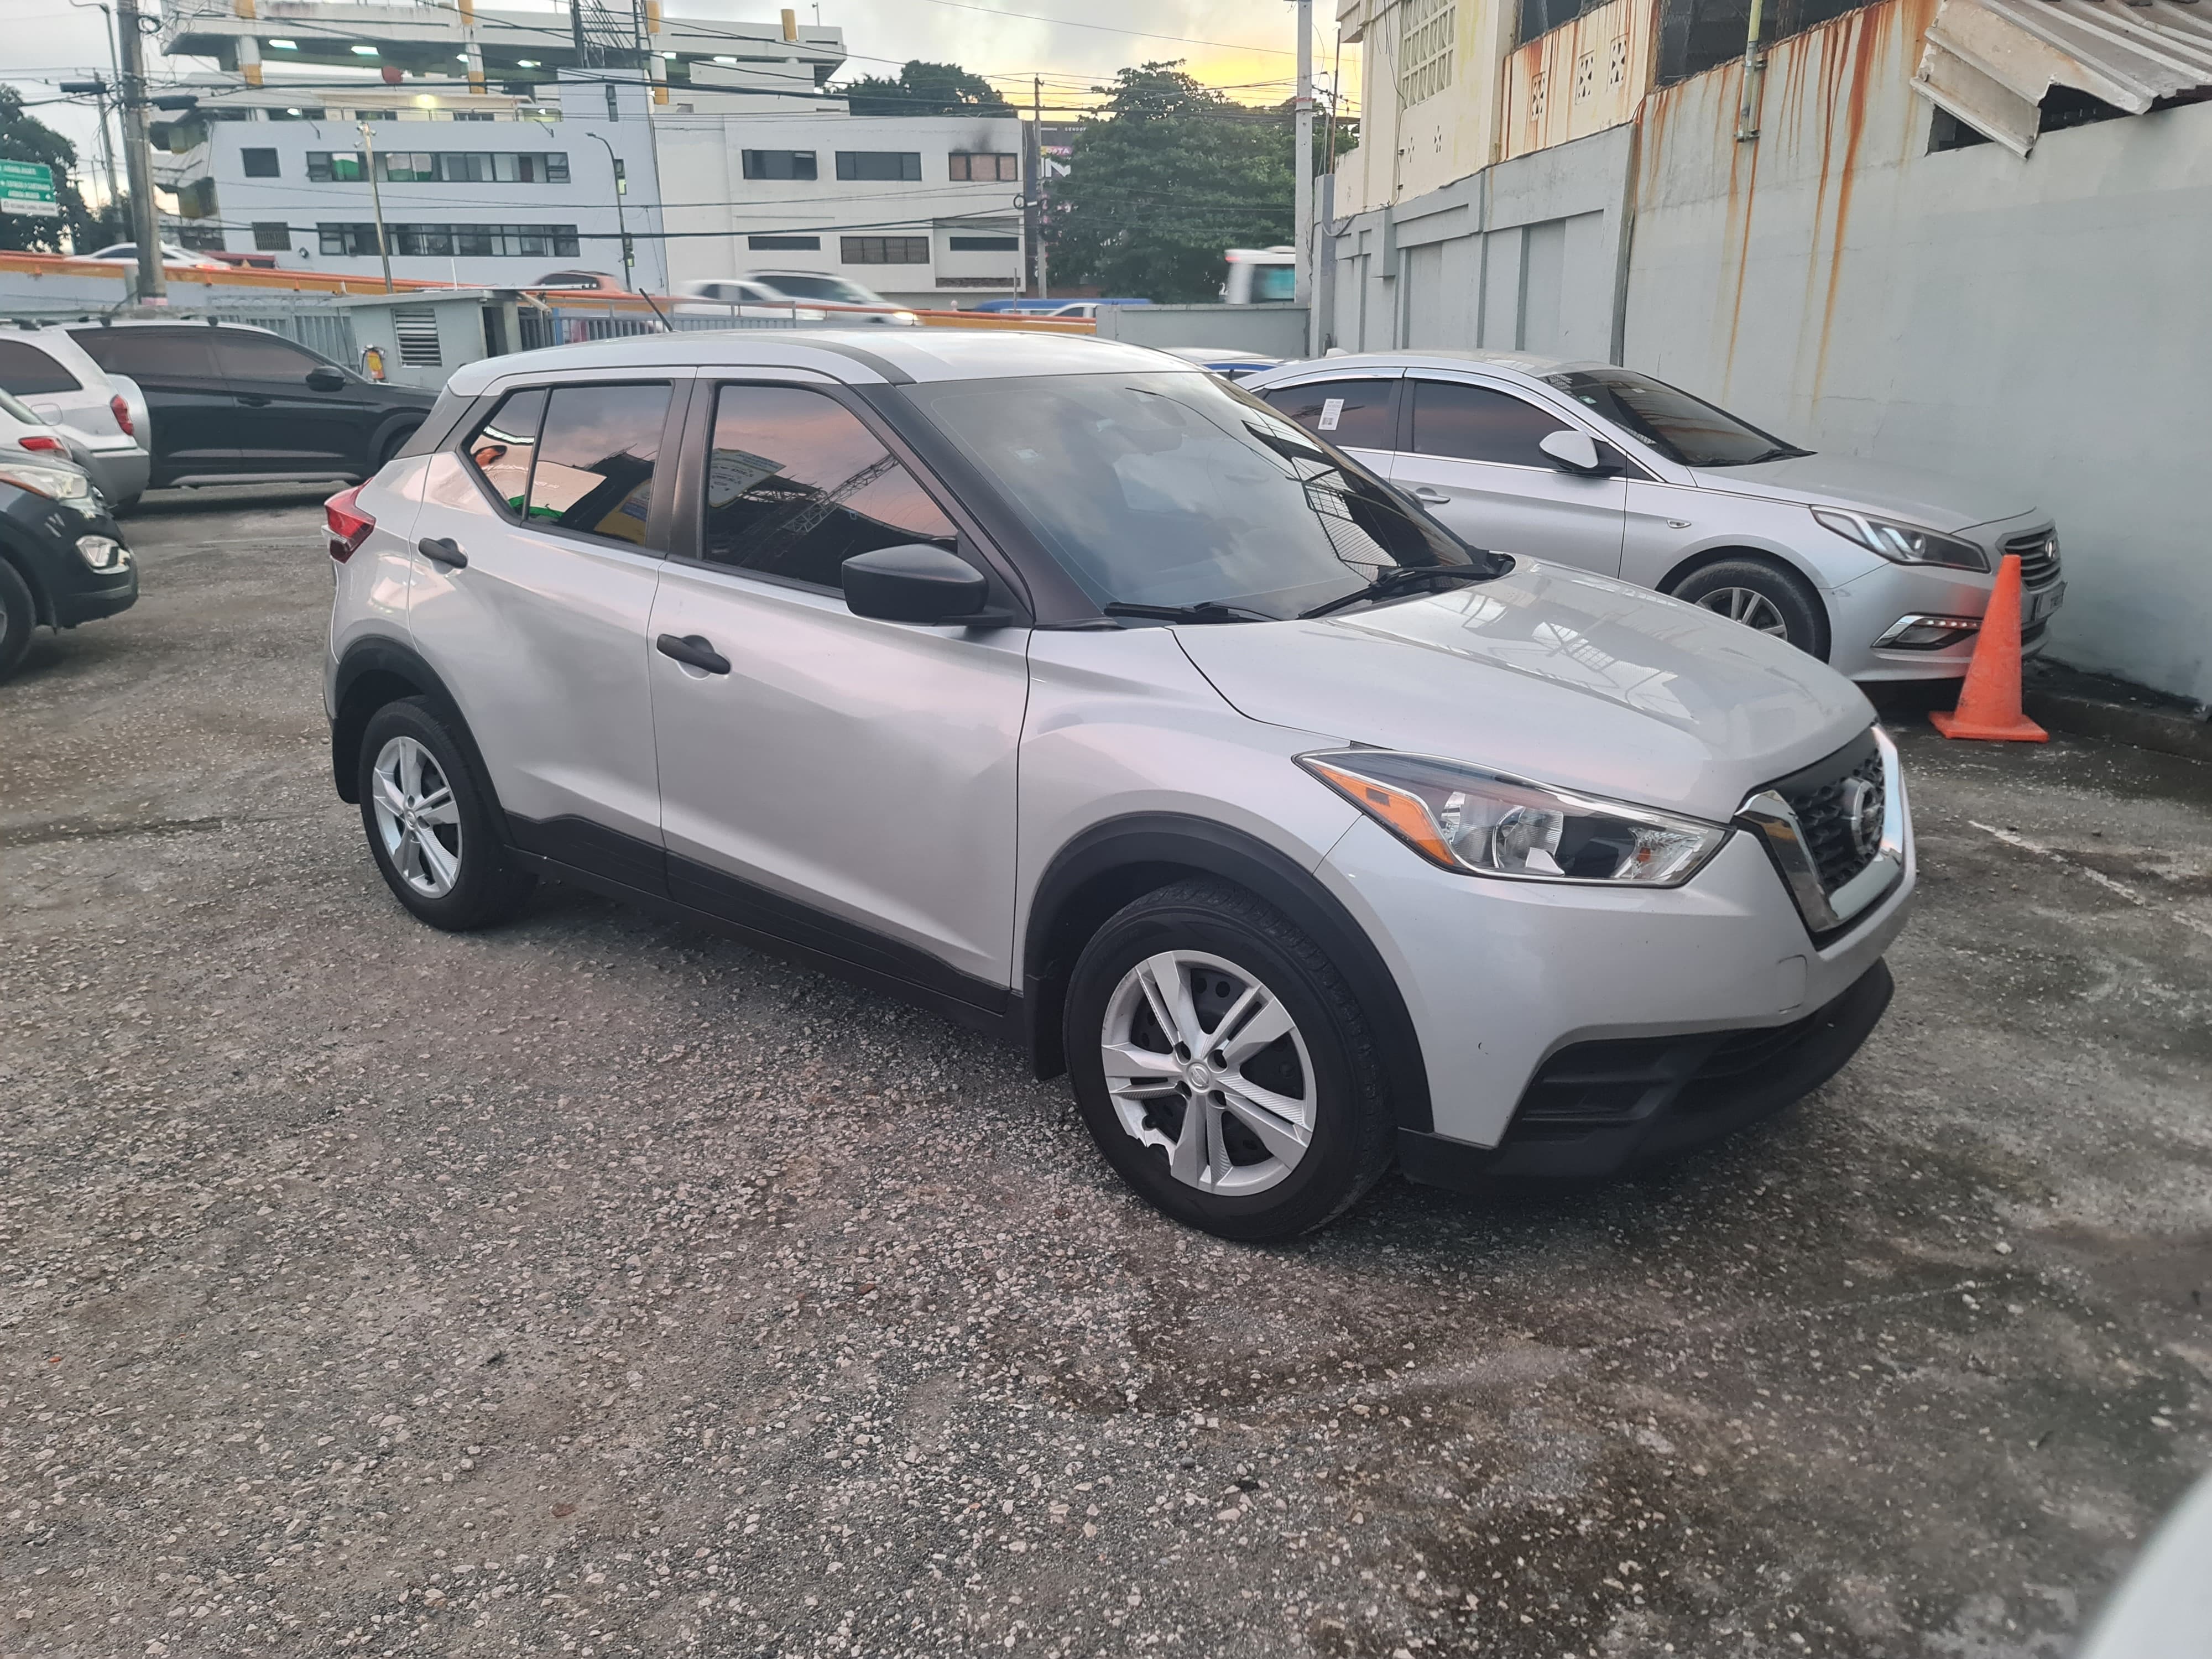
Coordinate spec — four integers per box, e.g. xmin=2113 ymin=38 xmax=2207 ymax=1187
xmin=1671 ymin=556 xmax=1830 ymax=660
xmin=356 ymin=697 xmax=534 ymax=931
xmin=1063 ymin=880 xmax=1395 ymax=1240
xmin=0 ymin=559 xmax=35 ymax=682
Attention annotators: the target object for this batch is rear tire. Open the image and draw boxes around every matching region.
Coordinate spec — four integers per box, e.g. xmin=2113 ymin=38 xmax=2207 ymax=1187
xmin=1063 ymin=880 xmax=1396 ymax=1240
xmin=0 ymin=559 xmax=35 ymax=683
xmin=356 ymin=697 xmax=534 ymax=931
xmin=1670 ymin=556 xmax=1830 ymax=660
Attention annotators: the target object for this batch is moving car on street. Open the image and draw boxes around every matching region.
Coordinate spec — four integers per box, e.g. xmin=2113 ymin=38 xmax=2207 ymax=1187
xmin=82 ymin=241 xmax=227 ymax=270
xmin=738 ymin=272 xmax=920 ymax=325
xmin=1245 ymin=351 xmax=2062 ymax=681
xmin=66 ymin=321 xmax=435 ymax=490
xmin=0 ymin=326 xmax=152 ymax=510
xmin=324 ymin=331 xmax=1912 ymax=1238
xmin=672 ymin=279 xmax=830 ymax=322
xmin=0 ymin=452 xmax=134 ymax=680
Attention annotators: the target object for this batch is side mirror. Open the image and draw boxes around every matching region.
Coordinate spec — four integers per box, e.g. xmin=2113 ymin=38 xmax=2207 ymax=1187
xmin=305 ymin=365 xmax=347 ymax=392
xmin=842 ymin=544 xmax=1010 ymax=627
xmin=1539 ymin=429 xmax=1616 ymax=476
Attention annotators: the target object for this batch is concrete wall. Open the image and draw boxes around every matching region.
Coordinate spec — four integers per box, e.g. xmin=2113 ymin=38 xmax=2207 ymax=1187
xmin=1332 ymin=0 xmax=1522 ymax=216
xmin=1094 ymin=304 xmax=1312 ymax=357
xmin=1623 ymin=0 xmax=2212 ymax=702
xmin=1324 ymin=121 xmax=1635 ymax=358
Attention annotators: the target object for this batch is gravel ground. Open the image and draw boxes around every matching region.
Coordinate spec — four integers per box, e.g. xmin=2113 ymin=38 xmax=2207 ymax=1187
xmin=2 ymin=491 xmax=2208 ymax=1659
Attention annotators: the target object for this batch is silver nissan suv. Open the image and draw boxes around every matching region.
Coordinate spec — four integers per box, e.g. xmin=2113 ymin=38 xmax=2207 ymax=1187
xmin=325 ymin=331 xmax=1914 ymax=1238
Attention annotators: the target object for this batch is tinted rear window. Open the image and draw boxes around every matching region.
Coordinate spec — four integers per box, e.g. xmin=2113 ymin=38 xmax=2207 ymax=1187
xmin=1259 ymin=378 xmax=1398 ymax=451
xmin=525 ymin=383 xmax=670 ymax=545
xmin=0 ymin=339 xmax=82 ymax=395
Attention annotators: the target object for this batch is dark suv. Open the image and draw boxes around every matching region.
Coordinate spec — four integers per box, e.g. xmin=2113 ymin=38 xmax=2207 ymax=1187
xmin=66 ymin=322 xmax=436 ymax=489
xmin=0 ymin=455 xmax=134 ymax=680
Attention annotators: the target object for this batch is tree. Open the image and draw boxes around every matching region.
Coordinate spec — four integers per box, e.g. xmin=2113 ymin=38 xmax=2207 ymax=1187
xmin=1048 ymin=63 xmax=1296 ymax=304
xmin=0 ymin=86 xmax=101 ymax=255
xmin=841 ymin=61 xmax=1010 ymax=117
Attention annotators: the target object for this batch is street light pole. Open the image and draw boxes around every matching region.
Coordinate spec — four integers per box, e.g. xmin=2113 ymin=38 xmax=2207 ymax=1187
xmin=359 ymin=123 xmax=395 ymax=293
xmin=1294 ymin=0 xmax=1314 ymax=322
xmin=113 ymin=0 xmax=163 ymax=304
xmin=585 ymin=131 xmax=632 ymax=291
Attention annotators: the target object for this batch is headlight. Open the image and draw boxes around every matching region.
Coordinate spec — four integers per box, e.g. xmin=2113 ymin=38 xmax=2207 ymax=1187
xmin=1300 ymin=750 xmax=1730 ymax=886
xmin=0 ymin=462 xmax=92 ymax=501
xmin=1812 ymin=508 xmax=1987 ymax=571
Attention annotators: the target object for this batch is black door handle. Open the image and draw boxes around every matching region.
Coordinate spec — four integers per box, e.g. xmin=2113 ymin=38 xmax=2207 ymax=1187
xmin=656 ymin=633 xmax=731 ymax=675
xmin=416 ymin=536 xmax=467 ymax=568
xmin=239 ymin=394 xmax=272 ymax=406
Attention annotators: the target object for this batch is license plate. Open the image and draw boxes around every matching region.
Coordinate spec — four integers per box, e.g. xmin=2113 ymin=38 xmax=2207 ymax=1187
xmin=2026 ymin=580 xmax=2065 ymax=625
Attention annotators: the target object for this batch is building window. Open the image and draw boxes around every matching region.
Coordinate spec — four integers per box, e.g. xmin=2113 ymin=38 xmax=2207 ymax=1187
xmin=252 ymin=221 xmax=291 ymax=251
xmin=835 ymin=151 xmax=922 ymax=182
xmin=840 ymin=236 xmax=930 ymax=264
xmin=371 ymin=151 xmax=569 ymax=183
xmin=1399 ymin=0 xmax=1456 ymax=108
xmin=742 ymin=149 xmax=817 ymax=180
xmin=317 ymin=222 xmax=580 ymax=258
xmin=947 ymin=235 xmax=1019 ymax=252
xmin=305 ymin=152 xmax=364 ymax=182
xmin=948 ymin=153 xmax=1019 ymax=182
xmin=240 ymin=148 xmax=280 ymax=178
xmin=748 ymin=234 xmax=821 ymax=250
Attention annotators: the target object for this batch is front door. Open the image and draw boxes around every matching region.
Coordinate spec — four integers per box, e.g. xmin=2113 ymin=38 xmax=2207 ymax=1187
xmin=648 ymin=380 xmax=1029 ymax=999
xmin=406 ymin=377 xmax=679 ymax=883
xmin=1389 ymin=376 xmax=1626 ymax=575
xmin=210 ymin=330 xmax=386 ymax=479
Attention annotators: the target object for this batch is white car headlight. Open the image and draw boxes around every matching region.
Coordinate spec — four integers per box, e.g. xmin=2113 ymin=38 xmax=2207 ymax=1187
xmin=1812 ymin=508 xmax=1987 ymax=571
xmin=1301 ymin=750 xmax=1730 ymax=886
xmin=0 ymin=462 xmax=92 ymax=501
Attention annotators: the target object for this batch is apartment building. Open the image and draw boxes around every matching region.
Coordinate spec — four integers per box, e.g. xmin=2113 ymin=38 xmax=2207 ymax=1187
xmin=653 ymin=110 xmax=1026 ymax=305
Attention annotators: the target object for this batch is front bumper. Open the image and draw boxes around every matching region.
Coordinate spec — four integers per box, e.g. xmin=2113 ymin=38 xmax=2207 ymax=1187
xmin=1825 ymin=516 xmax=2063 ymax=681
xmin=1317 ymin=778 xmax=1914 ymax=1160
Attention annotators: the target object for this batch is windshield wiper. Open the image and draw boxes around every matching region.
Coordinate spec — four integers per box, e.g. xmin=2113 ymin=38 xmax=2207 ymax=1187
xmin=1101 ymin=600 xmax=1271 ymax=625
xmin=1298 ymin=564 xmax=1497 ymax=620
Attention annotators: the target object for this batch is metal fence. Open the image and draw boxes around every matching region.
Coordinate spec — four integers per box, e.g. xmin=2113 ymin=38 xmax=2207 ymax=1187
xmin=200 ymin=307 xmax=360 ymax=366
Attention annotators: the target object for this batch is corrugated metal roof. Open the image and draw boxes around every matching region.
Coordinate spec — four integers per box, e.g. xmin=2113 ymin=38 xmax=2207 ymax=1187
xmin=1913 ymin=0 xmax=2212 ymax=155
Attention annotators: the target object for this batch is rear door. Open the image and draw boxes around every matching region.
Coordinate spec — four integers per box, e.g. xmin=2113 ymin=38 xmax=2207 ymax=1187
xmin=1254 ymin=372 xmax=1402 ymax=476
xmin=1390 ymin=376 xmax=1626 ymax=574
xmin=405 ymin=376 xmax=681 ymax=880
xmin=210 ymin=330 xmax=386 ymax=479
xmin=60 ymin=327 xmax=241 ymax=481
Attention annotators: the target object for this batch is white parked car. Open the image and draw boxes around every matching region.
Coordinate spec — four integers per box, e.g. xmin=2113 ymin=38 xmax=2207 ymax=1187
xmin=0 ymin=327 xmax=152 ymax=509
xmin=672 ymin=279 xmax=828 ymax=322
xmin=1244 ymin=351 xmax=2062 ymax=681
xmin=739 ymin=271 xmax=920 ymax=325
xmin=323 ymin=331 xmax=1910 ymax=1238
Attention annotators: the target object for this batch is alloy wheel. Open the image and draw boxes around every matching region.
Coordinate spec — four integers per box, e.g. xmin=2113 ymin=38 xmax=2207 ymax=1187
xmin=1099 ymin=950 xmax=1316 ymax=1197
xmin=369 ymin=734 xmax=463 ymax=899
xmin=1694 ymin=586 xmax=1790 ymax=636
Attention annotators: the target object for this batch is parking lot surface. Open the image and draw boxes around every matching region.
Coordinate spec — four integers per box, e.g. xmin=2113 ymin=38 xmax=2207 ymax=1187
xmin=2 ymin=491 xmax=2208 ymax=1658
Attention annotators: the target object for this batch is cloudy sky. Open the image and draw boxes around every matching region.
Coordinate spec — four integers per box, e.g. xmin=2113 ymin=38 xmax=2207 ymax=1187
xmin=0 ymin=0 xmax=1358 ymax=183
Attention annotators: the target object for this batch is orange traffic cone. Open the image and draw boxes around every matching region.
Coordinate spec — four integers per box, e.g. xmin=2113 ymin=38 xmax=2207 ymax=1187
xmin=1931 ymin=551 xmax=2048 ymax=742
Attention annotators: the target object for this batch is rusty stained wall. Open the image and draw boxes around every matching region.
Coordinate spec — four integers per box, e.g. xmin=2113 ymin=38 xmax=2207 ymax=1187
xmin=1502 ymin=0 xmax=1659 ymax=162
xmin=1622 ymin=0 xmax=2212 ymax=702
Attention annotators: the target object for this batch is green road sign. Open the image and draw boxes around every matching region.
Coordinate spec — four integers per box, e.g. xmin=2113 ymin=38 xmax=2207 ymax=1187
xmin=0 ymin=159 xmax=60 ymax=219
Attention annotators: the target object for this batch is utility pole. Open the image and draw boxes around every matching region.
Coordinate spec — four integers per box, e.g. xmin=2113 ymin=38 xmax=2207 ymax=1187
xmin=587 ymin=131 xmax=632 ymax=290
xmin=1023 ymin=80 xmax=1041 ymax=300
xmin=1032 ymin=76 xmax=1049 ymax=300
xmin=113 ymin=0 xmax=163 ymax=304
xmin=359 ymin=124 xmax=395 ymax=293
xmin=1294 ymin=0 xmax=1314 ymax=325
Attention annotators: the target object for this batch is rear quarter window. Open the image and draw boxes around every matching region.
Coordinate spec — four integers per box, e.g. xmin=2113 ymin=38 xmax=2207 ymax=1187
xmin=0 ymin=338 xmax=83 ymax=396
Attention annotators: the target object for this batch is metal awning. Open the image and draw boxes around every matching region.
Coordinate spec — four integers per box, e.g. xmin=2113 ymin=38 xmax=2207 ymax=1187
xmin=1913 ymin=0 xmax=2212 ymax=155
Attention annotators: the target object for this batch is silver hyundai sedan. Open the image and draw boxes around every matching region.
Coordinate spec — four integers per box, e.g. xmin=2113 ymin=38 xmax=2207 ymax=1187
xmin=324 ymin=331 xmax=1912 ymax=1238
xmin=1244 ymin=351 xmax=2062 ymax=681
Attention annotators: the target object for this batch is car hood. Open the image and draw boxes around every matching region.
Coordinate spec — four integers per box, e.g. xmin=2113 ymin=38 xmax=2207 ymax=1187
xmin=1173 ymin=559 xmax=1875 ymax=822
xmin=1688 ymin=452 xmax=2033 ymax=532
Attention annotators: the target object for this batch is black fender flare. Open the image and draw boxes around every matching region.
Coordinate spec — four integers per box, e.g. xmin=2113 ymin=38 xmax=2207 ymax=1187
xmin=328 ymin=636 xmax=503 ymax=827
xmin=0 ymin=529 xmax=53 ymax=627
xmin=1021 ymin=812 xmax=1433 ymax=1133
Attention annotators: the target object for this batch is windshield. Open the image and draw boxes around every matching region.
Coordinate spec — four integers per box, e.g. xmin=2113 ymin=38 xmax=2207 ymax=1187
xmin=905 ymin=371 xmax=1494 ymax=619
xmin=763 ymin=274 xmax=884 ymax=306
xmin=1543 ymin=367 xmax=1809 ymax=467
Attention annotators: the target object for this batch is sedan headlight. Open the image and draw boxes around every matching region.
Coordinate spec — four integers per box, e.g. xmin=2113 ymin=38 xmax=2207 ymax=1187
xmin=1812 ymin=508 xmax=1987 ymax=571
xmin=0 ymin=462 xmax=92 ymax=501
xmin=1300 ymin=750 xmax=1730 ymax=886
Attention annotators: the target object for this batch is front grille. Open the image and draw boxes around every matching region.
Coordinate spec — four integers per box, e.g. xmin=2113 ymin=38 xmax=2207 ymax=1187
xmin=2005 ymin=528 xmax=2060 ymax=588
xmin=1775 ymin=743 xmax=1884 ymax=895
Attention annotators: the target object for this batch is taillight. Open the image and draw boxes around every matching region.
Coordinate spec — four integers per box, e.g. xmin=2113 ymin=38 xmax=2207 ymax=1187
xmin=109 ymin=394 xmax=134 ymax=439
xmin=18 ymin=435 xmax=63 ymax=453
xmin=326 ymin=485 xmax=374 ymax=562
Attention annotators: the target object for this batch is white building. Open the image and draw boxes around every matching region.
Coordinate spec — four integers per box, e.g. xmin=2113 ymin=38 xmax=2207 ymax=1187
xmin=653 ymin=110 xmax=1025 ymax=306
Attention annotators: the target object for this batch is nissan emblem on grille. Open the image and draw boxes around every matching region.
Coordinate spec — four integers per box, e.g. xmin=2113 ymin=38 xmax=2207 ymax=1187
xmin=1842 ymin=776 xmax=1884 ymax=862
